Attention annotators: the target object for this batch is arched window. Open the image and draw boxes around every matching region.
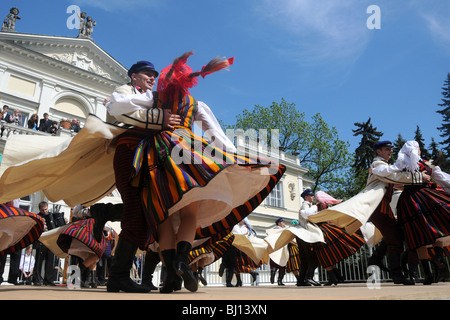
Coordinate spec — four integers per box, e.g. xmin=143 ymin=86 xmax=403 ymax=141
xmin=52 ymin=96 xmax=88 ymax=120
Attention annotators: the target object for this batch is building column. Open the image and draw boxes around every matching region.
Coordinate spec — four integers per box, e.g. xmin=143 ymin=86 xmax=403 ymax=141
xmin=37 ymin=80 xmax=56 ymax=117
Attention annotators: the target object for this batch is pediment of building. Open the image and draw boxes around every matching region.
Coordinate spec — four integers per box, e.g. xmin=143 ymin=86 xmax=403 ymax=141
xmin=0 ymin=32 xmax=128 ymax=84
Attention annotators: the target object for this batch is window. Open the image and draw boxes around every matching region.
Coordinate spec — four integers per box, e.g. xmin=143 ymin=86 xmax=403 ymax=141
xmin=19 ymin=195 xmax=32 ymax=211
xmin=266 ymin=182 xmax=284 ymax=208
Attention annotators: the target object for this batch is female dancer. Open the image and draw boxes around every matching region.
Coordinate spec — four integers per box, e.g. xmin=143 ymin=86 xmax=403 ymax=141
xmin=0 ymin=201 xmax=44 ymax=256
xmin=371 ymin=141 xmax=450 ymax=284
xmin=127 ymin=52 xmax=285 ymax=293
xmin=308 ymin=191 xmax=366 ymax=286
xmin=39 ymin=205 xmax=111 ymax=288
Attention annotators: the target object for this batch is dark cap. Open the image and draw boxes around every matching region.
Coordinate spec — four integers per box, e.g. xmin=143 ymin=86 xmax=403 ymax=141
xmin=301 ymin=188 xmax=314 ymax=199
xmin=275 ymin=217 xmax=284 ymax=225
xmin=128 ymin=61 xmax=159 ymax=78
xmin=373 ymin=140 xmax=393 ymax=150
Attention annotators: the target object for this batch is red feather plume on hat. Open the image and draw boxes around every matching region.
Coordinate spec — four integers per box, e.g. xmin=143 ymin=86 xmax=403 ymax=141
xmin=157 ymin=51 xmax=234 ymax=103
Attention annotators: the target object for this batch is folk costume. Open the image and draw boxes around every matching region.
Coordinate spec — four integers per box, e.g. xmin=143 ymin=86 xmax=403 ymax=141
xmin=308 ymin=191 xmax=366 ymax=286
xmin=111 ymin=52 xmax=286 ymax=293
xmin=0 ymin=203 xmax=44 ymax=255
xmin=38 ymin=205 xmax=111 ymax=288
xmin=372 ymin=141 xmax=450 ymax=284
xmin=309 ymin=140 xmax=425 ymax=285
xmin=188 ymin=233 xmax=236 ymax=286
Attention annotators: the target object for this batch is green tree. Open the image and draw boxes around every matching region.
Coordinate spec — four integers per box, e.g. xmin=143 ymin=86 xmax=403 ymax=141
xmin=436 ymin=73 xmax=450 ymax=156
xmin=351 ymin=118 xmax=384 ymax=192
xmin=234 ymin=98 xmax=308 ymax=153
xmin=229 ymin=99 xmax=350 ymax=192
xmin=300 ymin=113 xmax=351 ymax=192
xmin=392 ymin=133 xmax=406 ymax=161
xmin=414 ymin=125 xmax=431 ymax=160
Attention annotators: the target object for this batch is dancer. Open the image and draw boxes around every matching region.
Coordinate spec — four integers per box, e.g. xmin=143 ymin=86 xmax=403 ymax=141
xmin=38 ymin=205 xmax=112 ymax=288
xmin=0 ymin=201 xmax=44 ymax=256
xmin=310 ymin=140 xmax=429 ymax=285
xmin=112 ymin=52 xmax=285 ymax=294
xmin=267 ymin=218 xmax=288 ymax=286
xmin=371 ymin=141 xmax=450 ymax=284
xmin=189 ymin=233 xmax=235 ymax=287
xmin=309 ymin=191 xmax=366 ymax=286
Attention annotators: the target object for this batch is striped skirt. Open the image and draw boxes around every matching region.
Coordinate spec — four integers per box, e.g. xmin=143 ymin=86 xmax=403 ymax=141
xmin=235 ymin=251 xmax=262 ymax=274
xmin=188 ymin=233 xmax=235 ymax=266
xmin=312 ymin=223 xmax=365 ymax=268
xmin=397 ymin=184 xmax=450 ymax=250
xmin=0 ymin=204 xmax=44 ymax=255
xmin=286 ymin=243 xmax=301 ymax=273
xmin=57 ymin=219 xmax=106 ymax=259
xmin=132 ymin=126 xmax=286 ymax=243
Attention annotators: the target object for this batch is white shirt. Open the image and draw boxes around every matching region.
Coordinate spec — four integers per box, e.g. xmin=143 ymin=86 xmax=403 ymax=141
xmin=19 ymin=253 xmax=35 ymax=272
xmin=299 ymin=200 xmax=318 ymax=219
xmin=107 ymin=89 xmax=236 ymax=153
xmin=232 ymin=223 xmax=249 ymax=235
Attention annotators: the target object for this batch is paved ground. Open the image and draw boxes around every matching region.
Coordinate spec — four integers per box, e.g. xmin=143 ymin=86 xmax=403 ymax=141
xmin=1 ymin=281 xmax=449 ymax=300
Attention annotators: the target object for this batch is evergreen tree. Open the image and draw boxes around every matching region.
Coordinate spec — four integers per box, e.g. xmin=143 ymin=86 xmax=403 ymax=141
xmin=351 ymin=118 xmax=384 ymax=192
xmin=436 ymin=73 xmax=450 ymax=155
xmin=414 ymin=125 xmax=431 ymax=160
xmin=429 ymin=137 xmax=440 ymax=161
xmin=393 ymin=133 xmax=406 ymax=161
xmin=429 ymin=137 xmax=450 ymax=170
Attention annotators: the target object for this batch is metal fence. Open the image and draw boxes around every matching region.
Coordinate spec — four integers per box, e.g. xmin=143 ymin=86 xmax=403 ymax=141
xmin=2 ymin=243 xmax=449 ymax=288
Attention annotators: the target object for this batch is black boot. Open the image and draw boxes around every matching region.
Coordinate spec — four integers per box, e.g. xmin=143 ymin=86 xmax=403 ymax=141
xmin=270 ymin=269 xmax=276 ymax=284
xmin=80 ymin=264 xmax=90 ymax=288
xmin=160 ymin=249 xmax=181 ymax=293
xmin=388 ymin=252 xmax=415 ymax=285
xmin=432 ymin=247 xmax=444 ymax=282
xmin=197 ymin=267 xmax=207 ymax=286
xmin=141 ymin=251 xmax=160 ymax=290
xmin=333 ymin=268 xmax=345 ymax=283
xmin=174 ymin=241 xmax=198 ymax=292
xmin=277 ymin=273 xmax=285 ymax=286
xmin=90 ymin=270 xmax=98 ymax=289
xmin=90 ymin=203 xmax=123 ymax=242
xmin=226 ymin=269 xmax=234 ymax=287
xmin=106 ymin=239 xmax=150 ymax=293
xmin=368 ymin=241 xmax=389 ymax=272
xmin=236 ymin=273 xmax=243 ymax=287
xmin=407 ymin=263 xmax=420 ymax=283
xmin=305 ymin=266 xmax=321 ymax=286
xmin=420 ymin=259 xmax=434 ymax=285
xmin=325 ymin=270 xmax=338 ymax=286
xmin=250 ymin=271 xmax=258 ymax=285
xmin=296 ymin=266 xmax=308 ymax=286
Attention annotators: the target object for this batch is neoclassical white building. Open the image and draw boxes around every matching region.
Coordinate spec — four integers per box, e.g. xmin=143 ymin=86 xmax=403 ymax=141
xmin=0 ymin=32 xmax=128 ymax=128
xmin=0 ymin=30 xmax=314 ymax=236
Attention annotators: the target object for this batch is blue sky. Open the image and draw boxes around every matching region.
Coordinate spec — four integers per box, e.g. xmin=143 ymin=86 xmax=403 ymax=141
xmin=2 ymin=0 xmax=450 ymax=152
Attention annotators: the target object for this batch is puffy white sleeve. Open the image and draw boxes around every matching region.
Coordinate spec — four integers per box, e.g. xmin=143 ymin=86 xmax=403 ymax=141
xmin=194 ymin=101 xmax=236 ymax=153
xmin=106 ymin=90 xmax=163 ymax=130
xmin=431 ymin=166 xmax=450 ymax=192
xmin=106 ymin=90 xmax=154 ymax=116
xmin=300 ymin=205 xmax=318 ymax=219
xmin=371 ymin=164 xmax=398 ymax=177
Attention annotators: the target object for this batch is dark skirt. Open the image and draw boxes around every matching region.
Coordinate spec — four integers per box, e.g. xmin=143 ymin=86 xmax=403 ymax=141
xmin=286 ymin=243 xmax=301 ymax=273
xmin=397 ymin=184 xmax=450 ymax=250
xmin=0 ymin=204 xmax=44 ymax=255
xmin=312 ymin=223 xmax=365 ymax=268
xmin=235 ymin=251 xmax=262 ymax=274
xmin=188 ymin=233 xmax=235 ymax=265
xmin=57 ymin=219 xmax=106 ymax=259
